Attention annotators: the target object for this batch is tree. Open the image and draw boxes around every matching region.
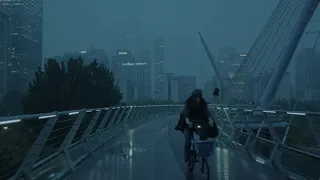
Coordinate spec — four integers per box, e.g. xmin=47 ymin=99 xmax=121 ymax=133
xmin=22 ymin=57 xmax=122 ymax=114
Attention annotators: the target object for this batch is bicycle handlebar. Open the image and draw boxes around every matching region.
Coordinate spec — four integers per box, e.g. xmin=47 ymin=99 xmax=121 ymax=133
xmin=190 ymin=120 xmax=208 ymax=123
xmin=190 ymin=120 xmax=209 ymax=129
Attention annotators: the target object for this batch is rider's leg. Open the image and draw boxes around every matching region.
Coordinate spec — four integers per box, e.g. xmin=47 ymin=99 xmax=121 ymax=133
xmin=183 ymin=127 xmax=193 ymax=162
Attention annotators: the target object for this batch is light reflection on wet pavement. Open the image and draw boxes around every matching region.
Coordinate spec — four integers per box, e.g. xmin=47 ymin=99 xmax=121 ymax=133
xmin=67 ymin=116 xmax=184 ymax=180
xmin=66 ymin=116 xmax=282 ymax=180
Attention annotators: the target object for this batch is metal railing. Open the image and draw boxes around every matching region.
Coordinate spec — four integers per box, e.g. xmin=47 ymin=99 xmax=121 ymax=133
xmin=1 ymin=104 xmax=320 ymax=180
xmin=0 ymin=105 xmax=182 ymax=180
xmin=211 ymin=106 xmax=320 ymax=180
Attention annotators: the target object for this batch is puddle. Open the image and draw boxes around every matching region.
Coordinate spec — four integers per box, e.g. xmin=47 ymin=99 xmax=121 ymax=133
xmin=105 ymin=142 xmax=147 ymax=159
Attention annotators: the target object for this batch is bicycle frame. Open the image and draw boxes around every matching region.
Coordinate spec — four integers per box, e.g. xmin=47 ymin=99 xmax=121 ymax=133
xmin=189 ymin=129 xmax=211 ymax=180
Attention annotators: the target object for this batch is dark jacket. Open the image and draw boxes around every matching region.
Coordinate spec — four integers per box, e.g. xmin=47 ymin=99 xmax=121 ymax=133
xmin=174 ymin=96 xmax=219 ymax=138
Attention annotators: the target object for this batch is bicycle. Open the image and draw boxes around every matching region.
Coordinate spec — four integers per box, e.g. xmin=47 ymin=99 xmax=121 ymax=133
xmin=187 ymin=121 xmax=216 ymax=180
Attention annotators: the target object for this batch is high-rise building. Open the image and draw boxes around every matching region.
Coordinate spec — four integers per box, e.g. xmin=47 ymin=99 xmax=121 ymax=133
xmin=48 ymin=46 xmax=110 ymax=69
xmin=111 ymin=50 xmax=135 ymax=101
xmin=0 ymin=10 xmax=11 ymax=98
xmin=120 ymin=62 xmax=151 ymax=102
xmin=138 ymin=50 xmax=152 ymax=100
xmin=295 ymin=48 xmax=320 ymax=100
xmin=154 ymin=37 xmax=164 ymax=101
xmin=218 ymin=47 xmax=236 ymax=78
xmin=78 ymin=46 xmax=110 ymax=68
xmin=111 ymin=50 xmax=151 ymax=102
xmin=164 ymin=73 xmax=173 ymax=101
xmin=219 ymin=51 xmax=246 ymax=79
xmin=1 ymin=0 xmax=43 ymax=92
xmin=164 ymin=73 xmax=179 ymax=103
xmin=176 ymin=75 xmax=196 ymax=102
xmin=111 ymin=19 xmax=141 ymax=56
xmin=203 ymin=80 xmax=214 ymax=103
xmin=275 ymin=72 xmax=291 ymax=100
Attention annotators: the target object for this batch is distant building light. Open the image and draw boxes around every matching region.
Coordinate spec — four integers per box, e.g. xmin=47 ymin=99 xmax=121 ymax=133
xmin=118 ymin=52 xmax=127 ymax=55
xmin=122 ymin=62 xmax=147 ymax=66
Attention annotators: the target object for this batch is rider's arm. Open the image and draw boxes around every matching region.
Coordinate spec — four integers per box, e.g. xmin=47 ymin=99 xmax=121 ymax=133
xmin=182 ymin=104 xmax=191 ymax=123
xmin=204 ymin=104 xmax=213 ymax=121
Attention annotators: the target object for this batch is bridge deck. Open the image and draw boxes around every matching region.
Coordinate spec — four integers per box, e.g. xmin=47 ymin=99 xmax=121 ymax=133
xmin=66 ymin=116 xmax=280 ymax=180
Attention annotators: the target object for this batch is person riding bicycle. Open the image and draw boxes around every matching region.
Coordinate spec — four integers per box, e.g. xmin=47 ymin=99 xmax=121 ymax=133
xmin=175 ymin=88 xmax=216 ymax=167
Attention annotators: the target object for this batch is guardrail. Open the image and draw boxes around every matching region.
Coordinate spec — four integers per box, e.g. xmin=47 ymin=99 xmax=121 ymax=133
xmin=1 ymin=104 xmax=320 ymax=180
xmin=210 ymin=106 xmax=320 ymax=180
xmin=0 ymin=105 xmax=182 ymax=180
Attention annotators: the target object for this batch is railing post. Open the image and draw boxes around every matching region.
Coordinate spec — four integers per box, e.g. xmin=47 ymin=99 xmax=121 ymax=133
xmin=95 ymin=108 xmax=112 ymax=144
xmin=123 ymin=106 xmax=133 ymax=129
xmin=81 ymin=110 xmax=102 ymax=154
xmin=269 ymin=144 xmax=279 ymax=164
xmin=17 ymin=113 xmax=59 ymax=179
xmin=149 ymin=106 xmax=155 ymax=120
xmin=238 ymin=110 xmax=254 ymax=149
xmin=82 ymin=110 xmax=101 ymax=139
xmin=154 ymin=106 xmax=160 ymax=118
xmin=138 ymin=107 xmax=146 ymax=124
xmin=281 ymin=114 xmax=293 ymax=145
xmin=262 ymin=112 xmax=282 ymax=164
xmin=144 ymin=106 xmax=152 ymax=122
xmin=58 ymin=110 xmax=86 ymax=172
xmin=251 ymin=110 xmax=264 ymax=149
xmin=154 ymin=106 xmax=159 ymax=117
xmin=216 ymin=108 xmax=226 ymax=136
xmin=114 ymin=107 xmax=128 ymax=134
xmin=243 ymin=116 xmax=254 ymax=149
xmin=108 ymin=108 xmax=121 ymax=138
xmin=307 ymin=116 xmax=320 ymax=146
xmin=115 ymin=107 xmax=127 ymax=131
xmin=96 ymin=108 xmax=112 ymax=132
xmin=134 ymin=107 xmax=142 ymax=125
xmin=127 ymin=107 xmax=138 ymax=128
xmin=149 ymin=106 xmax=155 ymax=119
xmin=59 ymin=110 xmax=86 ymax=150
xmin=223 ymin=108 xmax=236 ymax=141
xmin=130 ymin=107 xmax=138 ymax=120
xmin=118 ymin=107 xmax=128 ymax=122
xmin=109 ymin=107 xmax=121 ymax=125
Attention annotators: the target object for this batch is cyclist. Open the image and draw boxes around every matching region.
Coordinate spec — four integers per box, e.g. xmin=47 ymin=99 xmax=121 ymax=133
xmin=179 ymin=89 xmax=215 ymax=168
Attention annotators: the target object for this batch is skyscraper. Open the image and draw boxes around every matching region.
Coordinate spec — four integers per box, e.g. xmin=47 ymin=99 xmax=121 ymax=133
xmin=164 ymin=73 xmax=179 ymax=103
xmin=295 ymin=48 xmax=320 ymax=100
xmin=203 ymin=80 xmax=214 ymax=103
xmin=218 ymin=48 xmax=246 ymax=79
xmin=112 ymin=19 xmax=141 ymax=56
xmin=55 ymin=46 xmax=110 ymax=69
xmin=154 ymin=37 xmax=164 ymax=101
xmin=111 ymin=50 xmax=135 ymax=100
xmin=1 ymin=0 xmax=43 ymax=91
xmin=217 ymin=47 xmax=236 ymax=78
xmin=138 ymin=50 xmax=152 ymax=100
xmin=275 ymin=72 xmax=291 ymax=100
xmin=0 ymin=10 xmax=11 ymax=98
xmin=111 ymin=50 xmax=151 ymax=102
xmin=176 ymin=75 xmax=196 ymax=102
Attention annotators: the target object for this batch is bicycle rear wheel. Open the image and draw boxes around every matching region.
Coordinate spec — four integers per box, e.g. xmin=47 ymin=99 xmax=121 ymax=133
xmin=200 ymin=157 xmax=210 ymax=180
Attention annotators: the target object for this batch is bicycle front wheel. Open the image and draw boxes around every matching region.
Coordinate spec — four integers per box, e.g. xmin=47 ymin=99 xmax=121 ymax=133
xmin=200 ymin=157 xmax=210 ymax=180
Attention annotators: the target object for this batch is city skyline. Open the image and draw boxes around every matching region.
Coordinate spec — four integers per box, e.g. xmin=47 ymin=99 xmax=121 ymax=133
xmin=1 ymin=0 xmax=320 ymax=103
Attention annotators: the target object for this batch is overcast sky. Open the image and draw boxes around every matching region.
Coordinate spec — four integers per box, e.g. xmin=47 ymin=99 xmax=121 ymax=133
xmin=43 ymin=0 xmax=288 ymax=86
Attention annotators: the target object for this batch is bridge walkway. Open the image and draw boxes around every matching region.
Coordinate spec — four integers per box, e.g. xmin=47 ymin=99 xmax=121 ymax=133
xmin=66 ymin=116 xmax=280 ymax=180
